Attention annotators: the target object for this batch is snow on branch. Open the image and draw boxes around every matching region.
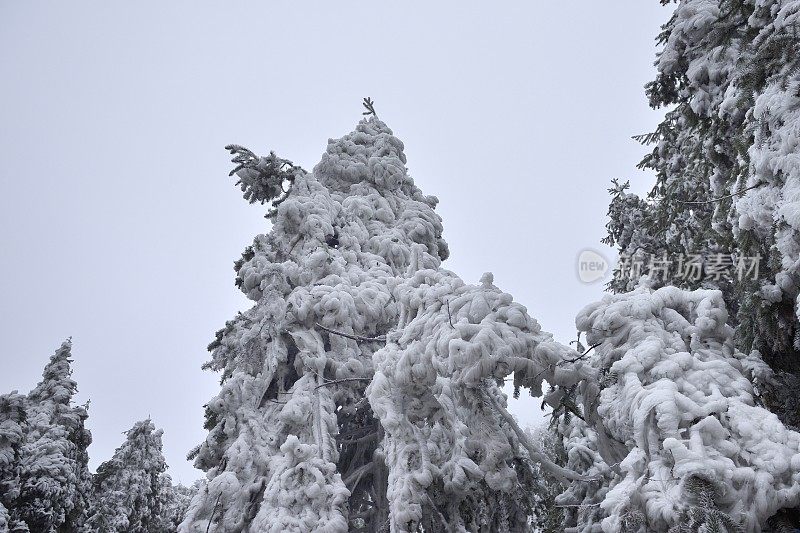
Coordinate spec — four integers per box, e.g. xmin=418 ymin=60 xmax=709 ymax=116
xmin=314 ymin=322 xmax=386 ymax=343
xmin=564 ymin=286 xmax=800 ymax=531
xmin=676 ymin=181 xmax=766 ymax=204
xmin=224 ymin=145 xmax=305 ymax=217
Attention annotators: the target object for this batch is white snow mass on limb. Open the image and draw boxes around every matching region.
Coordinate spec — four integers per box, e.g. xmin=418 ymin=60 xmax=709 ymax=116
xmin=563 ymin=286 xmax=800 ymax=532
xmin=367 ymin=260 xmax=601 ymax=532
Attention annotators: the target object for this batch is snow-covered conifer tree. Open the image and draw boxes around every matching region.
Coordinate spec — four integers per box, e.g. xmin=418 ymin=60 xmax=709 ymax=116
xmin=85 ymin=419 xmax=171 ymax=532
xmin=0 ymin=391 xmax=27 ymax=532
xmin=15 ymin=340 xmax=92 ymax=533
xmin=184 ymin=100 xmax=800 ymax=533
xmin=603 ymin=0 xmax=800 ymax=425
xmin=181 ymin=112 xmax=589 ymax=532
xmin=159 ymin=475 xmax=199 ymax=531
xmin=181 ymin=114 xmax=444 ymax=532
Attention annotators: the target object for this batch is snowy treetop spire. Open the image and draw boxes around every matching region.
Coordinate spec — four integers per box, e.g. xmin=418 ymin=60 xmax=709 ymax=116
xmin=28 ymin=339 xmax=78 ymax=407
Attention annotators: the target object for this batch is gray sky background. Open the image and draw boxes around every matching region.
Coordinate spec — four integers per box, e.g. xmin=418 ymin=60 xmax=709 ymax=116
xmin=0 ymin=1 xmax=669 ymax=483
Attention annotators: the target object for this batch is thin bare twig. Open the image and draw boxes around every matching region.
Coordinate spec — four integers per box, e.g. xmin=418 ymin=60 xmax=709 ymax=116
xmin=555 ymin=502 xmax=601 ymax=508
xmin=677 ymin=182 xmax=765 ymax=205
xmin=560 ymin=343 xmax=601 ymax=364
xmin=425 ymin=493 xmax=452 ymax=532
xmin=314 ymin=377 xmax=372 ymax=390
xmin=528 ymin=364 xmax=555 ymax=383
xmin=486 ymin=390 xmax=599 ymax=483
xmin=445 ymin=299 xmax=454 ymax=329
xmin=315 ymin=322 xmax=386 ymax=343
xmin=206 ymin=493 xmax=222 ymax=533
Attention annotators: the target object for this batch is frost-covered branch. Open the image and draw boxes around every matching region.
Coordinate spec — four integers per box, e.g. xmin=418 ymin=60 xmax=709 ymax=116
xmin=561 ymin=286 xmax=800 ymax=531
xmin=361 ymin=97 xmax=377 ymax=117
xmin=676 ymin=181 xmax=765 ymax=204
xmin=485 ymin=390 xmax=597 ymax=483
xmin=205 ymin=493 xmax=221 ymax=533
xmin=314 ymin=322 xmax=386 ymax=343
xmin=313 ymin=377 xmax=371 ymax=390
xmin=224 ymin=145 xmax=306 ymax=217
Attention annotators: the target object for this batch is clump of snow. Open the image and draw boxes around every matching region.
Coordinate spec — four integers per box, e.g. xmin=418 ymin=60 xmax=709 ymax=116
xmin=561 ymin=286 xmax=800 ymax=532
xmin=738 ymin=79 xmax=800 ymax=306
xmin=250 ymin=435 xmax=349 ymax=532
xmin=368 ymin=261 xmax=598 ymax=532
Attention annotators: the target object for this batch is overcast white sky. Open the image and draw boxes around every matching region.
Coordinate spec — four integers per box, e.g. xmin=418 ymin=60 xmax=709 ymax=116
xmin=0 ymin=2 xmax=669 ymax=483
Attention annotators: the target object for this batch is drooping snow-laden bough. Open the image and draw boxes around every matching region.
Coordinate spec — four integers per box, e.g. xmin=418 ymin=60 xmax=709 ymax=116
xmin=180 ymin=115 xmax=800 ymax=533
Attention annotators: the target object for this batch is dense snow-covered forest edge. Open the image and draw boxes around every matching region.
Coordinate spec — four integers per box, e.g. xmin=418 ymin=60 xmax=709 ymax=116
xmin=0 ymin=341 xmax=197 ymax=531
xmin=4 ymin=0 xmax=800 ymax=531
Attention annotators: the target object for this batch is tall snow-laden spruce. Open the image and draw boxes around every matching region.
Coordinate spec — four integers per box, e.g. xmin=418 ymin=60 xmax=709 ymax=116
xmin=85 ymin=419 xmax=172 ymax=532
xmin=180 ymin=115 xmax=446 ymax=532
xmin=14 ymin=340 xmax=92 ymax=533
xmin=182 ymin=114 xmax=590 ymax=532
xmin=604 ymin=0 xmax=800 ymax=426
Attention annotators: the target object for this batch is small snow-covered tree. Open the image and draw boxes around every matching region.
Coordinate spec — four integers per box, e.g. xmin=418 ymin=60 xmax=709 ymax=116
xmin=525 ymin=424 xmax=567 ymax=533
xmin=85 ymin=419 xmax=171 ymax=533
xmin=0 ymin=391 xmax=27 ymax=532
xmin=159 ymin=475 xmax=199 ymax=531
xmin=15 ymin=339 xmax=92 ymax=533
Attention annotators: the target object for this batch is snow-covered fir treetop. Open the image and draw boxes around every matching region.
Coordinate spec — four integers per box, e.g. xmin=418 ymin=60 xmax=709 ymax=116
xmin=206 ymin=117 xmax=448 ymax=377
xmin=88 ymin=418 xmax=170 ymax=532
xmin=12 ymin=339 xmax=93 ymax=532
xmin=28 ymin=339 xmax=80 ymax=408
xmin=23 ymin=338 xmax=89 ymax=452
xmin=97 ymin=418 xmax=165 ymax=475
